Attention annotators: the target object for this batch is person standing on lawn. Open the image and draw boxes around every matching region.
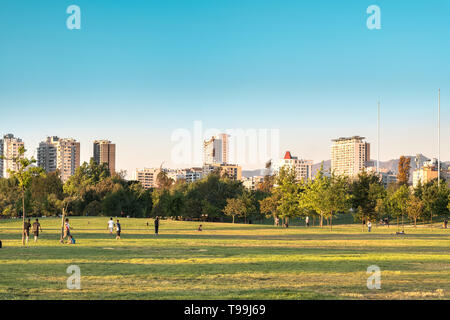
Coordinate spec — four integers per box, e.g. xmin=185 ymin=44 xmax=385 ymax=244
xmin=23 ymin=218 xmax=31 ymax=245
xmin=32 ymin=218 xmax=42 ymax=243
xmin=116 ymin=219 xmax=121 ymax=240
xmin=154 ymin=217 xmax=159 ymax=235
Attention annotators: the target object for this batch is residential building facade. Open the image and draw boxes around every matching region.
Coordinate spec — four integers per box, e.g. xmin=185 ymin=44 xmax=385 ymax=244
xmin=331 ymin=136 xmax=371 ymax=178
xmin=412 ymin=158 xmax=450 ymax=187
xmin=274 ymin=151 xmax=313 ymax=181
xmin=0 ymin=134 xmax=25 ymax=178
xmin=93 ymin=140 xmax=116 ymax=173
xmin=134 ymin=168 xmax=162 ymax=189
xmin=37 ymin=136 xmax=59 ymax=173
xmin=203 ymin=134 xmax=229 ymax=165
xmin=37 ymin=137 xmax=80 ymax=182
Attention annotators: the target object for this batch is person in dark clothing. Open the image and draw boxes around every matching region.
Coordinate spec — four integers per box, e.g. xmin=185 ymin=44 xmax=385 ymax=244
xmin=154 ymin=217 xmax=159 ymax=235
xmin=444 ymin=219 xmax=448 ymax=229
xmin=116 ymin=219 xmax=121 ymax=240
xmin=23 ymin=219 xmax=31 ymax=245
xmin=32 ymin=219 xmax=42 ymax=243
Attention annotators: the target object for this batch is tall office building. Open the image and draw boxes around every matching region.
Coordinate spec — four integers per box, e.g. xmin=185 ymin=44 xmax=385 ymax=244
xmin=274 ymin=151 xmax=313 ymax=181
xmin=93 ymin=140 xmax=116 ymax=173
xmin=37 ymin=137 xmax=80 ymax=182
xmin=331 ymin=136 xmax=371 ymax=178
xmin=0 ymin=134 xmax=25 ymax=178
xmin=203 ymin=134 xmax=229 ymax=165
xmin=37 ymin=136 xmax=59 ymax=173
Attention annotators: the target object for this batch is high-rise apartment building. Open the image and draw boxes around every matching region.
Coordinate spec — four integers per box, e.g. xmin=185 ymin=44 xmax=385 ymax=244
xmin=203 ymin=134 xmax=229 ymax=165
xmin=274 ymin=151 xmax=313 ymax=181
xmin=93 ymin=140 xmax=116 ymax=173
xmin=37 ymin=137 xmax=80 ymax=182
xmin=37 ymin=136 xmax=59 ymax=173
xmin=0 ymin=134 xmax=25 ymax=178
xmin=56 ymin=138 xmax=80 ymax=182
xmin=331 ymin=136 xmax=371 ymax=178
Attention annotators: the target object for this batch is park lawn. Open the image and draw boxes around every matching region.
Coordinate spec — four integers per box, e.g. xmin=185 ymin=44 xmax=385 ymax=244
xmin=0 ymin=217 xmax=449 ymax=300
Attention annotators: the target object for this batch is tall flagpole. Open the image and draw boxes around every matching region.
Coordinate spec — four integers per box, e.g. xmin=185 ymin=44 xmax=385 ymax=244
xmin=438 ymin=89 xmax=440 ymax=186
xmin=377 ymin=100 xmax=380 ymax=174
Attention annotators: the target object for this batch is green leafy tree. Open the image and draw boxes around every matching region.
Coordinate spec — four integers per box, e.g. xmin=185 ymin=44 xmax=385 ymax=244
xmin=407 ymin=195 xmax=424 ymax=227
xmin=223 ymin=198 xmax=246 ymax=223
xmin=1 ymin=146 xmax=43 ymax=245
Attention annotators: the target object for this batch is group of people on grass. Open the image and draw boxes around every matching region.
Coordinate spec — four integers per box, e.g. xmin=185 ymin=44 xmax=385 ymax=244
xmin=18 ymin=215 xmax=449 ymax=246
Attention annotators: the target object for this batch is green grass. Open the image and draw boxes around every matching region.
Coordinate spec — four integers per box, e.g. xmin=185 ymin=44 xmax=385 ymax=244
xmin=0 ymin=217 xmax=449 ymax=300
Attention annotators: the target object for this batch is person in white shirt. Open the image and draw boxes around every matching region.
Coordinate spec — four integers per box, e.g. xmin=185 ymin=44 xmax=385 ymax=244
xmin=107 ymin=218 xmax=115 ymax=234
xmin=367 ymin=221 xmax=372 ymax=232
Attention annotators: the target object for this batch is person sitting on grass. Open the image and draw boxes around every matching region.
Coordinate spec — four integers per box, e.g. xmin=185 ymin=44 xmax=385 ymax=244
xmin=198 ymin=224 xmax=203 ymax=232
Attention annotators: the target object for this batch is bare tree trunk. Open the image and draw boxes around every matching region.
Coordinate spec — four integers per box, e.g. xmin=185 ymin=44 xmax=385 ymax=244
xmin=320 ymin=215 xmax=323 ymax=228
xmin=232 ymin=215 xmax=235 ymax=223
xmin=330 ymin=214 xmax=333 ymax=232
xmin=60 ymin=207 xmax=66 ymax=243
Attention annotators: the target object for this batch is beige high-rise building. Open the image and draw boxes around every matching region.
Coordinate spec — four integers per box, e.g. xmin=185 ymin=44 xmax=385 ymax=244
xmin=93 ymin=140 xmax=116 ymax=173
xmin=0 ymin=134 xmax=25 ymax=178
xmin=57 ymin=138 xmax=80 ymax=182
xmin=203 ymin=134 xmax=229 ymax=165
xmin=331 ymin=136 xmax=370 ymax=178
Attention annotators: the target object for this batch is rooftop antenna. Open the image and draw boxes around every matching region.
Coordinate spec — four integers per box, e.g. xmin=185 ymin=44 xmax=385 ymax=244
xmin=438 ymin=89 xmax=441 ymax=186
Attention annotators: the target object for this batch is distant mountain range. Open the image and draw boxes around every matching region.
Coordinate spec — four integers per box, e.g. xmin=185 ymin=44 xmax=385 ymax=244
xmin=242 ymin=154 xmax=450 ymax=180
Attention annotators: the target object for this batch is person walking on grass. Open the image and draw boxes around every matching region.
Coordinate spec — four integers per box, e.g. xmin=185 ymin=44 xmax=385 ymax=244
xmin=444 ymin=219 xmax=448 ymax=229
xmin=107 ymin=217 xmax=115 ymax=235
xmin=32 ymin=218 xmax=42 ymax=243
xmin=305 ymin=216 xmax=309 ymax=227
xmin=367 ymin=220 xmax=372 ymax=232
xmin=116 ymin=219 xmax=121 ymax=240
xmin=154 ymin=216 xmax=159 ymax=235
xmin=62 ymin=218 xmax=73 ymax=244
xmin=23 ymin=218 xmax=31 ymax=245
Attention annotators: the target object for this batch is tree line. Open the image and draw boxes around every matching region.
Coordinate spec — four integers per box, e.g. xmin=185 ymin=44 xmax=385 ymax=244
xmin=1 ymin=150 xmax=449 ymax=230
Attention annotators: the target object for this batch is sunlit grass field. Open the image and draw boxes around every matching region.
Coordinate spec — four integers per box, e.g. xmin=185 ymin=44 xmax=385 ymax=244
xmin=0 ymin=217 xmax=449 ymax=300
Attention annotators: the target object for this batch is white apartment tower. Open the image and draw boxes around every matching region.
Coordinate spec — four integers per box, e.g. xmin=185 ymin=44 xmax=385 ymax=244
xmin=0 ymin=134 xmax=25 ymax=178
xmin=203 ymin=134 xmax=229 ymax=165
xmin=331 ymin=136 xmax=371 ymax=178
xmin=37 ymin=137 xmax=80 ymax=182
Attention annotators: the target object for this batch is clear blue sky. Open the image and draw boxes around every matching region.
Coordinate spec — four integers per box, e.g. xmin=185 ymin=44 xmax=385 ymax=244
xmin=1 ymin=0 xmax=449 ymax=175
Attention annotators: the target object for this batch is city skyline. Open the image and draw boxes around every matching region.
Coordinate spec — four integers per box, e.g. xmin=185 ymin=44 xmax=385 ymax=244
xmin=1 ymin=1 xmax=449 ymax=176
